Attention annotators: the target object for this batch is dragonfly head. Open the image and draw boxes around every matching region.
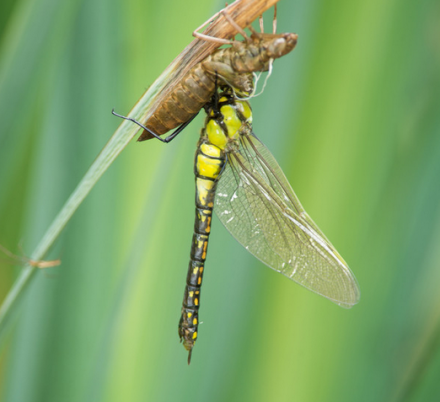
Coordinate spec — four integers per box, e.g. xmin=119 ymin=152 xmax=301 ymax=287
xmin=265 ymin=32 xmax=298 ymax=60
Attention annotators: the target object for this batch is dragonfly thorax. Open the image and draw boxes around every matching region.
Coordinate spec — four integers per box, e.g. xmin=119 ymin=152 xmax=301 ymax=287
xmin=204 ymin=93 xmax=253 ymax=150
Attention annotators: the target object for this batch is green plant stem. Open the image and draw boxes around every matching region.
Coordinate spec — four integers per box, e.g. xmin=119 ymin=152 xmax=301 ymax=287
xmin=0 ymin=102 xmax=140 ymax=339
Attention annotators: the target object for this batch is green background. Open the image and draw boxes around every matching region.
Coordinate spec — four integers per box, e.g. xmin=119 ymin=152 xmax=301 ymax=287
xmin=1 ymin=0 xmax=440 ymax=401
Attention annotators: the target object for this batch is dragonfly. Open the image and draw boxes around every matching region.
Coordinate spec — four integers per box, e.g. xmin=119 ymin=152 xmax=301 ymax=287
xmin=178 ymin=88 xmax=360 ymax=363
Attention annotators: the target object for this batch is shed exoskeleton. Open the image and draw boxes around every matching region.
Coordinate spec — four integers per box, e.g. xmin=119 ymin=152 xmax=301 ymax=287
xmin=137 ymin=9 xmax=297 ymax=141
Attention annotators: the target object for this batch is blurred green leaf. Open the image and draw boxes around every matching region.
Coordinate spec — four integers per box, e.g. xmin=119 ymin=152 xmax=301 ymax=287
xmin=0 ymin=0 xmax=440 ymax=401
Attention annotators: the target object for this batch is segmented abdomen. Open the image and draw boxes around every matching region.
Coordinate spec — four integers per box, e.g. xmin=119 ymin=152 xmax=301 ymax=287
xmin=139 ymin=64 xmax=216 ymax=140
xmin=178 ymin=141 xmax=225 ymax=363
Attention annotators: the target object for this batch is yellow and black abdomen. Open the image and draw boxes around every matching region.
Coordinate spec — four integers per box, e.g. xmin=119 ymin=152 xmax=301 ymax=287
xmin=178 ymin=92 xmax=252 ymax=364
xmin=178 ymin=141 xmax=226 ymax=362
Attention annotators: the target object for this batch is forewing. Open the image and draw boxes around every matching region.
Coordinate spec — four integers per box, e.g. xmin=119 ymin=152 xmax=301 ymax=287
xmin=215 ymin=133 xmax=360 ymax=308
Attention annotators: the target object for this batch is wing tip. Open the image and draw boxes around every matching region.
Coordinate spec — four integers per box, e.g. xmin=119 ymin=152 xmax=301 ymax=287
xmin=334 ymin=287 xmax=361 ymax=309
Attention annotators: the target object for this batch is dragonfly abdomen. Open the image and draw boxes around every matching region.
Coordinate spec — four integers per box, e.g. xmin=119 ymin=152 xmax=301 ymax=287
xmin=178 ymin=92 xmax=253 ymax=363
xmin=179 ymin=141 xmax=226 ymax=363
xmin=139 ymin=65 xmax=218 ymax=139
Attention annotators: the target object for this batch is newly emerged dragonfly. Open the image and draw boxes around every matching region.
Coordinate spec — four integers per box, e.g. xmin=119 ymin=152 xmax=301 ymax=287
xmin=113 ymin=7 xmax=359 ymax=364
xmin=178 ymin=89 xmax=360 ymax=363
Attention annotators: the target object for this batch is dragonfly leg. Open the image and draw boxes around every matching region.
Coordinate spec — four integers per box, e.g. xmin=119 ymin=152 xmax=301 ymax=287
xmin=249 ymin=5 xmax=277 ymax=36
xmin=193 ymin=32 xmax=233 ymax=45
xmin=256 ymin=4 xmax=276 ymax=34
xmin=161 ymin=112 xmax=199 ymax=143
xmin=111 ymin=109 xmax=199 ymax=143
xmin=193 ymin=7 xmax=250 ymax=44
xmin=247 ymin=25 xmax=259 ymax=36
xmin=193 ymin=7 xmax=233 ymax=44
xmin=220 ymin=10 xmax=250 ymax=41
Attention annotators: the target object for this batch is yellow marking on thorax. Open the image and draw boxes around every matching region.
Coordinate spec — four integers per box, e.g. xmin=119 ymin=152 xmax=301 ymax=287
xmin=236 ymin=100 xmax=253 ymax=123
xmin=221 ymin=104 xmax=242 ymax=139
xmin=206 ymin=119 xmax=227 ymax=149
xmin=196 ymin=154 xmax=222 ymax=179
xmin=200 ymin=143 xmax=221 ymax=158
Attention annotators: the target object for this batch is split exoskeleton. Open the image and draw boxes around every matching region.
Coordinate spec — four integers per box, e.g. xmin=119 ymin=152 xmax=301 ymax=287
xmin=137 ymin=7 xmax=297 ymax=141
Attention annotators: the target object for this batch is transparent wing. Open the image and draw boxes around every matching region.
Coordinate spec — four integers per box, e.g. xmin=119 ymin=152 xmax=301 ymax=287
xmin=215 ymin=132 xmax=360 ymax=308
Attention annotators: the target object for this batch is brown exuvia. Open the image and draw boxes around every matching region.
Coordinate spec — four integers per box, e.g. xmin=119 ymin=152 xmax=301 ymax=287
xmin=138 ymin=31 xmax=298 ymax=141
